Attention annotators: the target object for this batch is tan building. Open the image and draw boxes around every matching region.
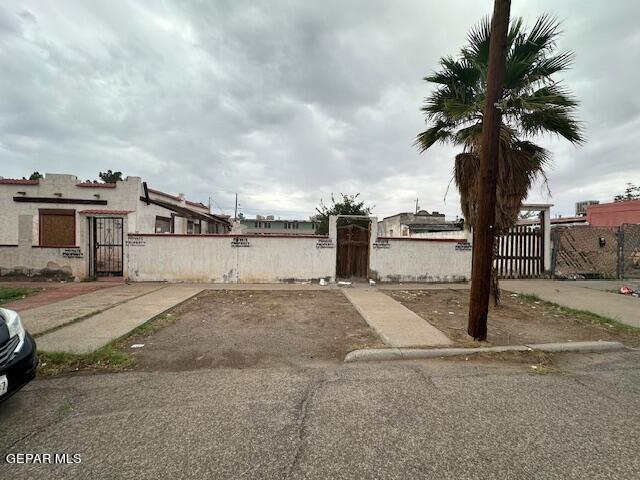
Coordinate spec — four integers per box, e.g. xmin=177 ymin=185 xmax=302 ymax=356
xmin=0 ymin=173 xmax=229 ymax=280
xmin=377 ymin=210 xmax=464 ymax=238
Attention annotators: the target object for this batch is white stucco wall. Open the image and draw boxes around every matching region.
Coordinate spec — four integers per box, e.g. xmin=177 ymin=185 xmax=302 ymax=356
xmin=126 ymin=234 xmax=336 ymax=283
xmin=370 ymin=238 xmax=472 ymax=283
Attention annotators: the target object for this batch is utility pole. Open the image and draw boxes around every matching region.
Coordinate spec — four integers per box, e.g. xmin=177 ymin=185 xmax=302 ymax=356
xmin=234 ymin=193 xmax=238 ymax=222
xmin=467 ymin=0 xmax=511 ymax=340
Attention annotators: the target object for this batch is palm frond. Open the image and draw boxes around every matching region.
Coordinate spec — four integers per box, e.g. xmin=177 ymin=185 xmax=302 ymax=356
xmin=415 ymin=121 xmax=454 ymax=152
xmin=463 ymin=16 xmax=491 ymax=67
xmin=520 ymin=108 xmax=584 ymax=144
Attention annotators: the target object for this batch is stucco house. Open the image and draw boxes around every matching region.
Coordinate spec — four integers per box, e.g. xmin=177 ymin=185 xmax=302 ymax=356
xmin=0 ymin=173 xmax=230 ymax=280
xmin=377 ymin=210 xmax=464 ymax=238
xmin=240 ymin=216 xmax=318 ymax=235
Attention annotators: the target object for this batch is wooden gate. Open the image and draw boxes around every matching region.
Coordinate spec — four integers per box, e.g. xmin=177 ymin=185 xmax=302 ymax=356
xmin=337 ymin=224 xmax=370 ymax=280
xmin=495 ymin=224 xmax=544 ymax=279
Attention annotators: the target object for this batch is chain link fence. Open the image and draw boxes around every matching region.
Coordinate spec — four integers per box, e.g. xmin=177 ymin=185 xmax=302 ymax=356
xmin=620 ymin=224 xmax=640 ymax=279
xmin=552 ymin=224 xmax=640 ymax=279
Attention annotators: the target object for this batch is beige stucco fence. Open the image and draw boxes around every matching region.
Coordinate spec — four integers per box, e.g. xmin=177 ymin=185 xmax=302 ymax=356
xmin=125 ymin=232 xmax=472 ymax=283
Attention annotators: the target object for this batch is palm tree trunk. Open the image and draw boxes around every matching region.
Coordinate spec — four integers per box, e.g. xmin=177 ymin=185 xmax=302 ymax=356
xmin=491 ymin=241 xmax=501 ymax=306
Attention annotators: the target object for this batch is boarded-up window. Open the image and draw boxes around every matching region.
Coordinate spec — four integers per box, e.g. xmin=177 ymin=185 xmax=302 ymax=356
xmin=39 ymin=209 xmax=75 ymax=246
xmin=155 ymin=216 xmax=172 ymax=233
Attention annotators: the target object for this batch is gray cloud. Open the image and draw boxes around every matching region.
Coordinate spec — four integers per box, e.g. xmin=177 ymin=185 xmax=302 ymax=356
xmin=0 ymin=0 xmax=638 ymax=219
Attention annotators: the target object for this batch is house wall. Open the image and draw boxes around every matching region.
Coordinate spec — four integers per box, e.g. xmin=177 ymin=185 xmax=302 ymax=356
xmin=377 ymin=216 xmax=404 ymax=237
xmin=587 ymin=200 xmax=640 ymax=227
xmin=126 ymin=234 xmax=335 ymax=283
xmin=136 ymin=201 xmax=176 ymax=233
xmin=0 ymin=174 xmax=141 ymax=245
xmin=0 ymin=214 xmax=115 ymax=280
xmin=0 ymin=174 xmax=140 ymax=280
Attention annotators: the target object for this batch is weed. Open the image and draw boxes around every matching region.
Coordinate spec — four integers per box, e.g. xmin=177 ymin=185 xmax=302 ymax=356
xmin=37 ymin=311 xmax=181 ymax=376
xmin=514 ymin=293 xmax=640 ymax=335
xmin=0 ymin=287 xmax=41 ymax=305
xmin=54 ymin=400 xmax=72 ymax=422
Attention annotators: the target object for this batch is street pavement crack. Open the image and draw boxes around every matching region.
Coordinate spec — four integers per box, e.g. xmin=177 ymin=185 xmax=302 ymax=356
xmin=284 ymin=373 xmax=330 ymax=479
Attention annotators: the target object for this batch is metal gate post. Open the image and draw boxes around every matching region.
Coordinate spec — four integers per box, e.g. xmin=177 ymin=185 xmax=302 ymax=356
xmin=617 ymin=226 xmax=624 ymax=279
xmin=550 ymin=228 xmax=559 ymax=279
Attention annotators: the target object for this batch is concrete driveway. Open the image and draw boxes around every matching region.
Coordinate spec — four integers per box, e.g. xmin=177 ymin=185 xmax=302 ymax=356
xmin=501 ymin=279 xmax=640 ymax=328
xmin=1 ymin=351 xmax=639 ymax=479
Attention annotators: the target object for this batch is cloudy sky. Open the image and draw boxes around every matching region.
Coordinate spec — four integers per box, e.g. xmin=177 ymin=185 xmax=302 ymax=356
xmin=1 ymin=1 xmax=638 ymax=220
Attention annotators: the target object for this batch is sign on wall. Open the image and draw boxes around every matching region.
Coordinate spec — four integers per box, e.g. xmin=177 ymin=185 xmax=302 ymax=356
xmin=126 ymin=236 xmax=146 ymax=247
xmin=316 ymin=239 xmax=335 ymax=249
xmin=455 ymin=241 xmax=472 ymax=251
xmin=231 ymin=237 xmax=251 ymax=247
xmin=62 ymin=247 xmax=83 ymax=258
xmin=373 ymin=239 xmax=391 ymax=249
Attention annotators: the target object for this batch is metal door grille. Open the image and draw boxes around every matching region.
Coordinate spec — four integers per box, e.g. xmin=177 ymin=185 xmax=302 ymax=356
xmin=93 ymin=217 xmax=124 ymax=276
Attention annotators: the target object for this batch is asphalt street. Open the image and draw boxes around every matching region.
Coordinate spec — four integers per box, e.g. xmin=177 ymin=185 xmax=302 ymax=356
xmin=1 ymin=351 xmax=639 ymax=479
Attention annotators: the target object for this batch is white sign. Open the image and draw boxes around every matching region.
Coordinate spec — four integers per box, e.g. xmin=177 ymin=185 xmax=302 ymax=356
xmin=316 ymin=239 xmax=335 ymax=249
xmin=231 ymin=237 xmax=251 ymax=247
xmin=455 ymin=241 xmax=472 ymax=251
xmin=62 ymin=248 xmax=83 ymax=258
xmin=126 ymin=236 xmax=146 ymax=247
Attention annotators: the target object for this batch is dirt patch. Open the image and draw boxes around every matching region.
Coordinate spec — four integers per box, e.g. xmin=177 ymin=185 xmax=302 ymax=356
xmin=387 ymin=289 xmax=640 ymax=347
xmin=122 ymin=289 xmax=382 ymax=371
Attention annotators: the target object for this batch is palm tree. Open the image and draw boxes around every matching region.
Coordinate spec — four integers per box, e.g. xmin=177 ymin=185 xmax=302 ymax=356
xmin=417 ymin=15 xmax=582 ymax=235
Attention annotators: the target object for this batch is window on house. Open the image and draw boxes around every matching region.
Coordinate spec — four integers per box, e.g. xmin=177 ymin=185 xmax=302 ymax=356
xmin=254 ymin=221 xmax=258 ymax=228
xmin=39 ymin=209 xmax=75 ymax=246
xmin=187 ymin=220 xmax=201 ymax=234
xmin=155 ymin=216 xmax=172 ymax=233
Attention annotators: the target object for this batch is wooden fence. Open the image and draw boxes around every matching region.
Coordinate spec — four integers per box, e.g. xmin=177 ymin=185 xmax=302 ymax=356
xmin=495 ymin=225 xmax=544 ymax=279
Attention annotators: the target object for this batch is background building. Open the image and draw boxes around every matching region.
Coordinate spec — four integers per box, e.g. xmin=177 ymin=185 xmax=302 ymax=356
xmin=240 ymin=215 xmax=318 ymax=235
xmin=377 ymin=210 xmax=464 ymax=238
xmin=586 ymin=199 xmax=640 ymax=227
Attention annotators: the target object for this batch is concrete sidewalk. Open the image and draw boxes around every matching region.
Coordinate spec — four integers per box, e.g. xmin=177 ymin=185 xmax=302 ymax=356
xmin=36 ymin=285 xmax=204 ymax=353
xmin=502 ymin=280 xmax=640 ymax=328
xmin=3 ymin=281 xmax=119 ymax=311
xmin=19 ymin=283 xmax=166 ymax=335
xmin=342 ymin=287 xmax=452 ymax=347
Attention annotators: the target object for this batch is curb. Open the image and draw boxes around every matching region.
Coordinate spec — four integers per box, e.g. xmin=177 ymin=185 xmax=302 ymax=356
xmin=344 ymin=341 xmax=626 ymax=363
